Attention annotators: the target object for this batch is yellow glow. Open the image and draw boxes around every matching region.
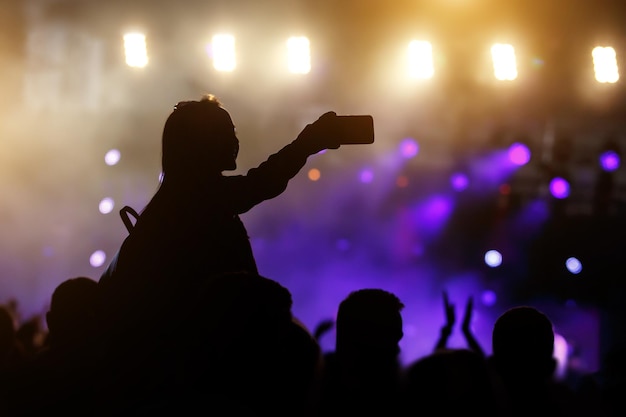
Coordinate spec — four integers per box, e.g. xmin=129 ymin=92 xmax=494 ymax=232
xmin=123 ymin=33 xmax=148 ymax=68
xmin=491 ymin=43 xmax=517 ymax=81
xmin=408 ymin=40 xmax=434 ymax=79
xmin=592 ymin=46 xmax=619 ymax=83
xmin=287 ymin=36 xmax=311 ymax=74
xmin=212 ymin=34 xmax=236 ymax=72
xmin=308 ymin=168 xmax=321 ymax=181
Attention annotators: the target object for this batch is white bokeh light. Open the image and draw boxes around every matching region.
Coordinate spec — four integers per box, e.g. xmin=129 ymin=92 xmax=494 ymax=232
xmin=287 ymin=36 xmax=311 ymax=74
xmin=90 ymin=250 xmax=107 ymax=268
xmin=565 ymin=257 xmax=583 ymax=274
xmin=491 ymin=43 xmax=518 ymax=81
xmin=99 ymin=197 xmax=115 ymax=214
xmin=105 ymin=149 xmax=121 ymax=166
xmin=123 ymin=32 xmax=148 ymax=68
xmin=484 ymin=249 xmax=503 ymax=267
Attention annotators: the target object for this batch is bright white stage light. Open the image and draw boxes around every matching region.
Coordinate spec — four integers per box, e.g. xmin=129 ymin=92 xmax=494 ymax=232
xmin=485 ymin=249 xmax=503 ymax=267
xmin=592 ymin=46 xmax=619 ymax=83
xmin=287 ymin=36 xmax=311 ymax=74
xmin=565 ymin=257 xmax=583 ymax=274
xmin=90 ymin=250 xmax=107 ymax=268
xmin=408 ymin=40 xmax=434 ymax=79
xmin=99 ymin=197 xmax=115 ymax=215
xmin=491 ymin=43 xmax=517 ymax=81
xmin=104 ymin=149 xmax=121 ymax=166
xmin=212 ymin=34 xmax=236 ymax=72
xmin=123 ymin=33 xmax=148 ymax=68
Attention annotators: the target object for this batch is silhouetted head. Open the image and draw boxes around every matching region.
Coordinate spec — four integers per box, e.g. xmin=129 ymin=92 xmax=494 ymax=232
xmin=161 ymin=94 xmax=239 ymax=183
xmin=335 ymin=288 xmax=404 ymax=359
xmin=46 ymin=276 xmax=98 ymax=347
xmin=491 ymin=306 xmax=556 ymax=382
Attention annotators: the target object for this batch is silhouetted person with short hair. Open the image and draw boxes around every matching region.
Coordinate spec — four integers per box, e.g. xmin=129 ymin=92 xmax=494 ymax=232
xmin=5 ymin=277 xmax=100 ymax=416
xmin=45 ymin=277 xmax=98 ymax=351
xmin=489 ymin=306 xmax=584 ymax=417
xmin=318 ymin=288 xmax=404 ymax=416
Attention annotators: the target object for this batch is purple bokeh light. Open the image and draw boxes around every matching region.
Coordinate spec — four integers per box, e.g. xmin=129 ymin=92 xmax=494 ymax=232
xmin=599 ymin=150 xmax=620 ymax=172
xmin=359 ymin=168 xmax=374 ymax=183
xmin=481 ymin=290 xmax=497 ymax=307
xmin=549 ymin=177 xmax=570 ymax=199
xmin=508 ymin=142 xmax=531 ymax=166
xmin=469 ymin=148 xmax=524 ymax=191
xmin=450 ymin=172 xmax=469 ymax=191
xmin=413 ymin=195 xmax=455 ymax=237
xmin=399 ymin=137 xmax=419 ymax=159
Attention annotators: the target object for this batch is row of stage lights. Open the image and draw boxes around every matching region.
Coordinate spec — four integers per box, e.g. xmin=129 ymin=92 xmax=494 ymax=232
xmin=123 ymin=32 xmax=620 ymax=83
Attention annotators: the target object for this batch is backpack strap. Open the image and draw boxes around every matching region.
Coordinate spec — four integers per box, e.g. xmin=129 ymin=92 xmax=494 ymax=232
xmin=120 ymin=205 xmax=140 ymax=233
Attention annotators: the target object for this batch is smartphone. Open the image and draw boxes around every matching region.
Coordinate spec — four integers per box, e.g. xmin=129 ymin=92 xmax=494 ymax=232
xmin=332 ymin=115 xmax=375 ymax=144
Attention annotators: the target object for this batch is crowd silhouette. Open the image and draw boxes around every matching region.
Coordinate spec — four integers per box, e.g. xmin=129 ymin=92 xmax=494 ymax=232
xmin=0 ymin=94 xmax=624 ymax=416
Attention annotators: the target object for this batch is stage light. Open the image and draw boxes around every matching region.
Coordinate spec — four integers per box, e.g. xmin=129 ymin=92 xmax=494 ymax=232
xmin=104 ymin=149 xmax=121 ymax=166
xmin=599 ymin=150 xmax=620 ymax=172
xmin=481 ymin=290 xmax=497 ymax=307
xmin=450 ymin=172 xmax=469 ymax=191
xmin=99 ymin=197 xmax=115 ymax=215
xmin=308 ymin=168 xmax=321 ymax=181
xmin=212 ymin=34 xmax=236 ymax=72
xmin=399 ymin=137 xmax=419 ymax=158
xmin=491 ymin=43 xmax=517 ymax=81
xmin=404 ymin=195 xmax=454 ymax=242
xmin=599 ymin=138 xmax=621 ymax=172
xmin=549 ymin=177 xmax=570 ymax=199
xmin=507 ymin=142 xmax=531 ymax=166
xmin=123 ymin=32 xmax=148 ymax=68
xmin=359 ymin=168 xmax=374 ymax=184
xmin=592 ymin=46 xmax=619 ymax=83
xmin=287 ymin=36 xmax=311 ymax=74
xmin=407 ymin=40 xmax=434 ymax=79
xmin=565 ymin=257 xmax=582 ymax=274
xmin=89 ymin=250 xmax=107 ymax=268
xmin=485 ymin=250 xmax=503 ymax=267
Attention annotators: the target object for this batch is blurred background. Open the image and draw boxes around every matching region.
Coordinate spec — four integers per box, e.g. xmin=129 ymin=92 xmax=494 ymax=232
xmin=1 ymin=0 xmax=625 ymax=373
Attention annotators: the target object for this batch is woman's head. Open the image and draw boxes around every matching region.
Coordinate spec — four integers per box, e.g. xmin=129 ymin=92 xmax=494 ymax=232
xmin=162 ymin=94 xmax=239 ymax=182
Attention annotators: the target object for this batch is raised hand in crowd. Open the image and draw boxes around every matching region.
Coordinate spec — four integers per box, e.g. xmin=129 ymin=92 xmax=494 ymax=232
xmin=434 ymin=291 xmax=484 ymax=356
